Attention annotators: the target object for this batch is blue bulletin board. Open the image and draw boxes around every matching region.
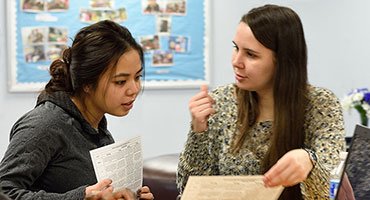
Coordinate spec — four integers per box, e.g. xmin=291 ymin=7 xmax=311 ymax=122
xmin=6 ymin=0 xmax=210 ymax=92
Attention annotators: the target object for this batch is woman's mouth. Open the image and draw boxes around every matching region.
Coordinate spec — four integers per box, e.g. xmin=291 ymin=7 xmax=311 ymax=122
xmin=122 ymin=100 xmax=134 ymax=110
xmin=235 ymin=73 xmax=247 ymax=81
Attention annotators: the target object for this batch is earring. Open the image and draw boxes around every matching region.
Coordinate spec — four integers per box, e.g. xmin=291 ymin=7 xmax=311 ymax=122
xmin=83 ymin=86 xmax=90 ymax=93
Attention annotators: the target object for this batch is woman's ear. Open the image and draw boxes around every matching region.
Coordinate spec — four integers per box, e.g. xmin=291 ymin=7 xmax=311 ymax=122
xmin=83 ymin=85 xmax=91 ymax=93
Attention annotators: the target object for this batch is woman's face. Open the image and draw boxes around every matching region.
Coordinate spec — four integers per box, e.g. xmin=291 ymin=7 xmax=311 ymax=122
xmin=232 ymin=22 xmax=276 ymax=94
xmin=89 ymin=49 xmax=142 ymax=117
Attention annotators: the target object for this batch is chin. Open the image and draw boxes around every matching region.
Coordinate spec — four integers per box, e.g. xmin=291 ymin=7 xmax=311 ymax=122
xmin=113 ymin=111 xmax=130 ymax=117
xmin=235 ymin=82 xmax=253 ymax=91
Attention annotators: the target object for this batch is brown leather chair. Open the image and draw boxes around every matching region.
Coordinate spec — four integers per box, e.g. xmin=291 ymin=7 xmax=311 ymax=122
xmin=143 ymin=153 xmax=180 ymax=200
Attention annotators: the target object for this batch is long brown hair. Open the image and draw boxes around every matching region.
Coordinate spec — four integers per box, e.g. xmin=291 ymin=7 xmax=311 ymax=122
xmin=232 ymin=5 xmax=308 ymax=200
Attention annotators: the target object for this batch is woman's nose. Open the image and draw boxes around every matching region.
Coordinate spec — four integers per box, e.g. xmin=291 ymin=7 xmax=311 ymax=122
xmin=232 ymin=51 xmax=244 ymax=69
xmin=126 ymin=81 xmax=141 ymax=96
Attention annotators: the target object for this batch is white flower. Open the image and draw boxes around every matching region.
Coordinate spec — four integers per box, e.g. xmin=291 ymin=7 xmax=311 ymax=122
xmin=341 ymin=88 xmax=370 ymax=125
xmin=352 ymin=93 xmax=364 ymax=102
xmin=341 ymin=96 xmax=353 ymax=111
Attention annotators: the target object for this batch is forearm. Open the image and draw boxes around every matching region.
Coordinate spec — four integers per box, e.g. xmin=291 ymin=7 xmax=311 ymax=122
xmin=1 ymin=181 xmax=86 ymax=200
xmin=302 ymin=129 xmax=344 ymax=198
xmin=177 ymin=129 xmax=215 ymax=193
xmin=302 ymin=155 xmax=330 ymax=199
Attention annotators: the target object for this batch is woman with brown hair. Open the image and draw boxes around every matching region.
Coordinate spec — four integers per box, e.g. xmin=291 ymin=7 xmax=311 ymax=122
xmin=177 ymin=4 xmax=345 ymax=199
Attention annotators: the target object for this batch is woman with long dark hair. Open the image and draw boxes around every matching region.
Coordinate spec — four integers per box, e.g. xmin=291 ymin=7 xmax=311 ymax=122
xmin=177 ymin=5 xmax=345 ymax=199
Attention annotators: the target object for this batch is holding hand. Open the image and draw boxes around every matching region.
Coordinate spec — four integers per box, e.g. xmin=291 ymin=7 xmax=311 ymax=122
xmin=189 ymin=85 xmax=216 ymax=133
xmin=85 ymin=185 xmax=154 ymax=200
xmin=263 ymin=149 xmax=313 ymax=187
xmin=85 ymin=179 xmax=114 ymax=199
xmin=136 ymin=186 xmax=154 ymax=200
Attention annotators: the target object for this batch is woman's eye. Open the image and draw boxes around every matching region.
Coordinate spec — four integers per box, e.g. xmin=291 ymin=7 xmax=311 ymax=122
xmin=115 ymin=80 xmax=126 ymax=85
xmin=246 ymin=51 xmax=256 ymax=58
xmin=135 ymin=74 xmax=143 ymax=81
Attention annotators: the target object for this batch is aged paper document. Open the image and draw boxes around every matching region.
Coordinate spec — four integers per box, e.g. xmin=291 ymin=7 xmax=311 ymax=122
xmin=181 ymin=175 xmax=284 ymax=200
xmin=90 ymin=136 xmax=143 ymax=192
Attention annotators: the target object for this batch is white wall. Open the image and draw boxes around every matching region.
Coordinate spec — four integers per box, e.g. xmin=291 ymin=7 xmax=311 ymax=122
xmin=1 ymin=0 xmax=368 ymax=159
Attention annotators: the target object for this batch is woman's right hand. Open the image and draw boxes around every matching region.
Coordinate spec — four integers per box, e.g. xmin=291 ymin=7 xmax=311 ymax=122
xmin=85 ymin=179 xmax=114 ymax=199
xmin=189 ymin=85 xmax=216 ymax=133
xmin=85 ymin=183 xmax=137 ymax=200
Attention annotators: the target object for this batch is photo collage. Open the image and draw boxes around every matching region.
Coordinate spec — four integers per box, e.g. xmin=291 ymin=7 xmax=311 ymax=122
xmin=20 ymin=0 xmax=129 ymax=64
xmin=139 ymin=0 xmax=189 ymax=67
xmin=21 ymin=26 xmax=68 ymax=63
xmin=20 ymin=0 xmax=189 ymax=69
xmin=79 ymin=0 xmax=127 ymax=24
xmin=21 ymin=0 xmax=70 ymax=63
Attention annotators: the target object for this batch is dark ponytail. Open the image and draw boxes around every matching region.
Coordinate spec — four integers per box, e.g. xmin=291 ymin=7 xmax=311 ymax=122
xmin=44 ymin=47 xmax=73 ymax=94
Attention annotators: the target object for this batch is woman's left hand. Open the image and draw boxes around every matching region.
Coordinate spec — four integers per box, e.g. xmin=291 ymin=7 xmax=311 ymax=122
xmin=263 ymin=149 xmax=313 ymax=187
xmin=136 ymin=186 xmax=154 ymax=200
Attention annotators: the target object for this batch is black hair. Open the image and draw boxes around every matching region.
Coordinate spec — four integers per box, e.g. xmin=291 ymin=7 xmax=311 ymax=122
xmin=44 ymin=20 xmax=144 ymax=97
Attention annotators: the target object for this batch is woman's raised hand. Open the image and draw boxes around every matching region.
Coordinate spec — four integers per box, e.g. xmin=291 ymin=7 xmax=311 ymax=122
xmin=189 ymin=85 xmax=216 ymax=133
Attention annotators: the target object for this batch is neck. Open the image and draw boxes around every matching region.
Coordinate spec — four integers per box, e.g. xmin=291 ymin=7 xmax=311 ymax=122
xmin=257 ymin=90 xmax=274 ymax=122
xmin=71 ymin=96 xmax=102 ymax=129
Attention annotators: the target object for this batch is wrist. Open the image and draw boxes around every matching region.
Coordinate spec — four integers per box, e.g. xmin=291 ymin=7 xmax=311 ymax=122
xmin=190 ymin=121 xmax=208 ymax=133
xmin=303 ymin=148 xmax=317 ymax=169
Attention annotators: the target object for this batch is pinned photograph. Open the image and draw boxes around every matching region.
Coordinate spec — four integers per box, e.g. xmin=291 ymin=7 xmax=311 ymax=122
xmin=80 ymin=8 xmax=126 ymax=23
xmin=142 ymin=0 xmax=164 ymax=14
xmin=140 ymin=35 xmax=160 ymax=52
xmin=48 ymin=27 xmax=68 ymax=43
xmin=24 ymin=45 xmax=46 ymax=63
xmin=165 ymin=0 xmax=186 ymax=15
xmin=46 ymin=0 xmax=69 ymax=12
xmin=95 ymin=10 xmax=117 ymax=21
xmin=79 ymin=8 xmax=116 ymax=23
xmin=46 ymin=44 xmax=68 ymax=61
xmin=156 ymin=15 xmax=171 ymax=35
xmin=21 ymin=0 xmax=45 ymax=12
xmin=22 ymin=27 xmax=47 ymax=45
xmin=117 ymin=7 xmax=128 ymax=22
xmin=152 ymin=50 xmax=174 ymax=66
xmin=80 ymin=9 xmax=93 ymax=23
xmin=168 ymin=35 xmax=189 ymax=53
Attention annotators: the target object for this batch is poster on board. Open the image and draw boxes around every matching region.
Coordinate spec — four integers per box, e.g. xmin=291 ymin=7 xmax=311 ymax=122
xmin=6 ymin=0 xmax=209 ymax=92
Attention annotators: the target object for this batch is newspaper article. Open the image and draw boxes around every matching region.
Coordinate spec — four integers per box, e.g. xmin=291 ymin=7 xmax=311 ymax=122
xmin=90 ymin=136 xmax=143 ymax=192
xmin=181 ymin=175 xmax=284 ymax=200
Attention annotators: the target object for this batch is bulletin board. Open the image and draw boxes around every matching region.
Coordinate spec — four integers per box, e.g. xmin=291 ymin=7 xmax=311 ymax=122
xmin=6 ymin=0 xmax=210 ymax=92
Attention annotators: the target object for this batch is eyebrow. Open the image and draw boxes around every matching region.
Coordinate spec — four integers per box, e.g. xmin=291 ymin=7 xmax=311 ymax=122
xmin=232 ymin=41 xmax=260 ymax=55
xmin=112 ymin=67 xmax=143 ymax=78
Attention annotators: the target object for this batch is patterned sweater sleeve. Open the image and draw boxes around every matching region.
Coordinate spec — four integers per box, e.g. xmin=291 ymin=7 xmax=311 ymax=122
xmin=301 ymin=87 xmax=346 ymax=199
xmin=176 ymin=86 xmax=227 ymax=193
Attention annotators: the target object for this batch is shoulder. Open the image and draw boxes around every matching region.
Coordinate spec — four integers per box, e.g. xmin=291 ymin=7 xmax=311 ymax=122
xmin=304 ymin=85 xmax=343 ymax=123
xmin=15 ymin=101 xmax=69 ymax=125
xmin=11 ymin=101 xmax=73 ymax=140
xmin=307 ymin=85 xmax=340 ymax=105
xmin=6 ymin=102 xmax=73 ymax=162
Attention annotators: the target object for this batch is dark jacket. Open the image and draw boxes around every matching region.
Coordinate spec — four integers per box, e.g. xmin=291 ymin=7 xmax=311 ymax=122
xmin=0 ymin=187 xmax=10 ymax=200
xmin=0 ymin=91 xmax=114 ymax=200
